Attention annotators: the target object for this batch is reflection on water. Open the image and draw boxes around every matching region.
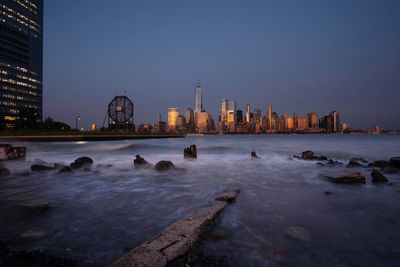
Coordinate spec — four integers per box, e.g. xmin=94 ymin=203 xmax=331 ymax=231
xmin=0 ymin=135 xmax=400 ymax=266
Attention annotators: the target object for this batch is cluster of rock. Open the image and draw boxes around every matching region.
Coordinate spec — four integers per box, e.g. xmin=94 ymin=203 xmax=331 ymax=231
xmin=111 ymin=187 xmax=241 ymax=267
xmin=27 ymin=156 xmax=94 ymax=174
xmin=293 ymin=151 xmax=341 ymax=166
xmin=293 ymin=150 xmax=398 ymax=184
xmin=134 ymin=155 xmax=177 ymax=171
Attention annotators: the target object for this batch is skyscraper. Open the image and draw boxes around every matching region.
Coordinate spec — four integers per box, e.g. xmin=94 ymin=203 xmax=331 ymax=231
xmin=236 ymin=110 xmax=243 ymax=123
xmin=194 ymin=81 xmax=202 ymax=114
xmin=254 ymin=109 xmax=261 ymax=123
xmin=167 ymin=108 xmax=179 ymax=126
xmin=307 ymin=112 xmax=318 ymax=128
xmin=246 ymin=104 xmax=250 ymax=123
xmin=267 ymin=105 xmax=272 ymax=130
xmin=220 ymin=99 xmax=228 ymax=122
xmin=0 ymin=0 xmax=43 ymax=123
xmin=330 ymin=111 xmax=340 ymax=132
xmin=228 ymin=100 xmax=237 ymax=114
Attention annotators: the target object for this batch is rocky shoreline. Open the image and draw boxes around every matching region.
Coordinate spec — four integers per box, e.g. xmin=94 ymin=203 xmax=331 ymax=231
xmin=0 ymin=145 xmax=399 ymax=266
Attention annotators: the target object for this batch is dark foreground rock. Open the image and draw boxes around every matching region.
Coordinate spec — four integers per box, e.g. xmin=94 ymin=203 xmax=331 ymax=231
xmin=329 ymin=172 xmax=366 ymax=184
xmin=371 ymin=169 xmax=388 ymax=183
xmin=251 ymin=151 xmax=258 ymax=158
xmin=134 ymin=155 xmax=150 ymax=167
xmin=0 ymin=167 xmax=10 ymax=176
xmin=155 ymin=160 xmax=175 ymax=171
xmin=0 ymin=241 xmax=79 ymax=267
xmin=184 ymin=145 xmax=197 ymax=159
xmin=389 ymin=157 xmax=400 ymax=168
xmin=70 ymin=157 xmax=93 ymax=169
xmin=31 ymin=164 xmax=53 ymax=171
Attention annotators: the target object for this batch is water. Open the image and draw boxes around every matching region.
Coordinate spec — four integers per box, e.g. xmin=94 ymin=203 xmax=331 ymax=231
xmin=0 ymin=134 xmax=400 ymax=266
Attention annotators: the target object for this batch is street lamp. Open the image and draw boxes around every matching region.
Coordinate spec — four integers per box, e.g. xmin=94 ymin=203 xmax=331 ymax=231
xmin=75 ymin=115 xmax=80 ymax=132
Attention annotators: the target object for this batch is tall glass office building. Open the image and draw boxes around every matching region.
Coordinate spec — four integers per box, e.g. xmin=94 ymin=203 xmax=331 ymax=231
xmin=0 ymin=0 xmax=43 ymax=124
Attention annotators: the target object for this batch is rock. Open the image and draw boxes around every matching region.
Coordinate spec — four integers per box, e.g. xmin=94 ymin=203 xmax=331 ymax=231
xmin=154 ymin=160 xmax=175 ymax=171
xmin=327 ymin=159 xmax=342 ymax=166
xmin=30 ymin=164 xmax=53 ymax=171
xmin=371 ymin=169 xmax=388 ymax=183
xmin=329 ymin=172 xmax=366 ymax=184
xmin=284 ymin=226 xmax=310 ymax=242
xmin=215 ymin=187 xmax=241 ymax=202
xmin=324 ymin=191 xmax=332 ymax=195
xmin=301 ymin=151 xmax=315 ymax=160
xmin=368 ymin=160 xmax=390 ymax=168
xmin=33 ymin=158 xmax=47 ymax=165
xmin=70 ymin=157 xmax=93 ymax=169
xmin=318 ymin=155 xmax=328 ymax=161
xmin=384 ymin=168 xmax=399 ymax=174
xmin=0 ymin=167 xmax=11 ymax=176
xmin=389 ymin=157 xmax=400 ymax=168
xmin=316 ymin=162 xmax=325 ymax=167
xmin=18 ymin=201 xmax=51 ymax=212
xmin=54 ymin=163 xmax=66 ymax=169
xmin=346 ymin=159 xmax=362 ymax=168
xmin=134 ymin=155 xmax=150 ymax=167
xmin=184 ymin=145 xmax=197 ymax=159
xmin=20 ymin=230 xmax=45 ymax=240
xmin=352 ymin=157 xmax=368 ymax=163
xmin=59 ymin=166 xmax=72 ymax=173
xmin=251 ymin=151 xmax=258 ymax=158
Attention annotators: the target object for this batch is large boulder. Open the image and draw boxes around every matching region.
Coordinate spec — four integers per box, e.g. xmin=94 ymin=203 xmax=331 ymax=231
xmin=154 ymin=160 xmax=175 ymax=171
xmin=251 ymin=151 xmax=258 ymax=158
xmin=371 ymin=169 xmax=388 ymax=183
xmin=389 ymin=157 xmax=400 ymax=168
xmin=184 ymin=145 xmax=197 ymax=159
xmin=346 ymin=159 xmax=362 ymax=168
xmin=134 ymin=155 xmax=150 ymax=167
xmin=329 ymin=172 xmax=366 ymax=184
xmin=31 ymin=164 xmax=54 ymax=171
xmin=368 ymin=160 xmax=390 ymax=168
xmin=301 ymin=151 xmax=315 ymax=160
xmin=70 ymin=157 xmax=93 ymax=169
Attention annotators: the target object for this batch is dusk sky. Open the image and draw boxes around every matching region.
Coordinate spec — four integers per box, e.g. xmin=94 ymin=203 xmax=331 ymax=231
xmin=43 ymin=0 xmax=400 ymax=130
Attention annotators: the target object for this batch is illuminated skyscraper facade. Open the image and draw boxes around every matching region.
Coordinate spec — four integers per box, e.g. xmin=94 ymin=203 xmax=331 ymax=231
xmin=168 ymin=108 xmax=179 ymax=126
xmin=246 ymin=104 xmax=250 ymax=123
xmin=220 ymin=99 xmax=228 ymax=123
xmin=0 ymin=0 xmax=43 ymax=123
xmin=194 ymin=82 xmax=202 ymax=114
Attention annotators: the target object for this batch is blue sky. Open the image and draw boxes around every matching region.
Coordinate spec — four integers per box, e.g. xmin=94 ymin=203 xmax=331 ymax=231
xmin=43 ymin=0 xmax=400 ymax=129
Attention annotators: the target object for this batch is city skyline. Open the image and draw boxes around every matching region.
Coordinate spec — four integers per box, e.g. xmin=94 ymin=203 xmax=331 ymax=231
xmin=40 ymin=1 xmax=400 ymax=129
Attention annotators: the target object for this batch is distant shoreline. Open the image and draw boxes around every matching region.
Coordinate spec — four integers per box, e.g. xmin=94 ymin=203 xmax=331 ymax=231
xmin=0 ymin=135 xmax=185 ymax=142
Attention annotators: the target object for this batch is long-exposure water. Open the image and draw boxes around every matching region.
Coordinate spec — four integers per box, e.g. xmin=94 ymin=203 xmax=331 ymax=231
xmin=0 ymin=134 xmax=400 ymax=266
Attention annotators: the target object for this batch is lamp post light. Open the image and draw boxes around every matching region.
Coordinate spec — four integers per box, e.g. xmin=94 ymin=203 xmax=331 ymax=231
xmin=75 ymin=115 xmax=80 ymax=133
